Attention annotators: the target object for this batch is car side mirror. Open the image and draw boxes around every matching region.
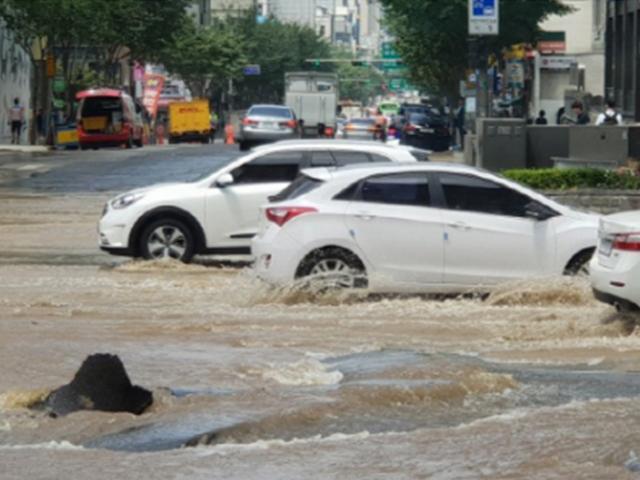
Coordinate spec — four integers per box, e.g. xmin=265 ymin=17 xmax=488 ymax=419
xmin=216 ymin=173 xmax=234 ymax=188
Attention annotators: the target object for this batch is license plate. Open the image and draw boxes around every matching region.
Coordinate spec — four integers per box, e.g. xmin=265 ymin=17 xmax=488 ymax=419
xmin=261 ymin=122 xmax=277 ymax=129
xmin=420 ymin=127 xmax=434 ymax=133
xmin=599 ymin=237 xmax=613 ymax=256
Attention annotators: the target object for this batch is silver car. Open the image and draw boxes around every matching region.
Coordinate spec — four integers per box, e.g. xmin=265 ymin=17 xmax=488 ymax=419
xmin=342 ymin=117 xmax=380 ymax=140
xmin=238 ymin=104 xmax=299 ymax=151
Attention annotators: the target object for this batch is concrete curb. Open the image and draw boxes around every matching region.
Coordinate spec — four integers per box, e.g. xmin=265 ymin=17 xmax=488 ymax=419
xmin=0 ymin=145 xmax=50 ymax=154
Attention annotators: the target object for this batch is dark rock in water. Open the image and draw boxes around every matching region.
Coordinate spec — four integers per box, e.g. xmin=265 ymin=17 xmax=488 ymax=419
xmin=45 ymin=354 xmax=153 ymax=417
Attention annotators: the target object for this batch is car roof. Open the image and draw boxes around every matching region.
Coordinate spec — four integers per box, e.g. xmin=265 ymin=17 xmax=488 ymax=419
xmin=301 ymin=162 xmax=484 ymax=180
xmin=248 ymin=104 xmax=291 ymax=110
xmin=252 ymin=139 xmax=410 ymax=152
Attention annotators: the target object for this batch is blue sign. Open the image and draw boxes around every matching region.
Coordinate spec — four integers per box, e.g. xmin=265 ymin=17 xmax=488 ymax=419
xmin=473 ymin=0 xmax=495 ymax=17
xmin=243 ymin=65 xmax=261 ymax=76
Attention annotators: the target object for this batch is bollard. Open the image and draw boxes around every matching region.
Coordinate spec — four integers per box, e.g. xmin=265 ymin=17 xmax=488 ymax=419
xmin=224 ymin=124 xmax=235 ymax=145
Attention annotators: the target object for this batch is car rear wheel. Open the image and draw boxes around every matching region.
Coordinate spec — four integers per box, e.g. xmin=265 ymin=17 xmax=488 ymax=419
xmin=140 ymin=218 xmax=195 ymax=263
xmin=296 ymin=247 xmax=367 ymax=290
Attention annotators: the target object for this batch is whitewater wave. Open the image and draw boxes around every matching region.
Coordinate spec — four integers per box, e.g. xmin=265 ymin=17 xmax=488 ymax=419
xmin=260 ymin=359 xmax=344 ymax=386
xmin=192 ymin=431 xmax=371 ymax=455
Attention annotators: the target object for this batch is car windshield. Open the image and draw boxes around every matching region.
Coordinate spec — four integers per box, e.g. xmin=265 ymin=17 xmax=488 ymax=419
xmin=248 ymin=107 xmax=292 ymax=118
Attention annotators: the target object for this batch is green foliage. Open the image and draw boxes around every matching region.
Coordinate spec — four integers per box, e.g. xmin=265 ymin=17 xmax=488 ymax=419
xmin=331 ymin=47 xmax=384 ymax=105
xmin=162 ymin=20 xmax=247 ymax=98
xmin=380 ymin=0 xmax=571 ymax=96
xmin=503 ymin=168 xmax=640 ymax=190
xmin=221 ymin=11 xmax=332 ymax=106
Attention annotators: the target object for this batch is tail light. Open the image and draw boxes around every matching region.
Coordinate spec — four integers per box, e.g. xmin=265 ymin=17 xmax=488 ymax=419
xmin=324 ymin=126 xmax=334 ymax=137
xmin=612 ymin=233 xmax=640 ymax=251
xmin=404 ymin=124 xmax=416 ymax=132
xmin=266 ymin=206 xmax=317 ymax=227
xmin=279 ymin=119 xmax=297 ymax=129
xmin=242 ymin=117 xmax=258 ymax=126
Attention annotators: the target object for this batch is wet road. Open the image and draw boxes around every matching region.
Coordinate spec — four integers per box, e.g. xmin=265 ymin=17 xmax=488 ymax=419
xmin=3 ymin=144 xmax=241 ymax=193
xmin=2 ymin=145 xmax=640 ymax=479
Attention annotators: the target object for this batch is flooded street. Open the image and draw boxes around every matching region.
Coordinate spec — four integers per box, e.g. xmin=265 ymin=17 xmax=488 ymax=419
xmin=3 ymin=160 xmax=640 ymax=478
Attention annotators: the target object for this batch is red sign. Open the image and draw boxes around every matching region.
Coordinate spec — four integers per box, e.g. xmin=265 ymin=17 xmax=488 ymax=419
xmin=142 ymin=74 xmax=165 ymax=119
xmin=538 ymin=40 xmax=566 ymax=54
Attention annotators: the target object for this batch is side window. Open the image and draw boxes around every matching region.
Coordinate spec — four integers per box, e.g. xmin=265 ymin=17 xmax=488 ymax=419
xmin=310 ymin=151 xmax=335 ymax=167
xmin=357 ymin=173 xmax=430 ymax=207
xmin=231 ymin=151 xmax=304 ymax=184
xmin=332 ymin=151 xmax=372 ymax=166
xmin=438 ymin=173 xmax=532 ymax=217
xmin=369 ymin=153 xmax=392 ymax=163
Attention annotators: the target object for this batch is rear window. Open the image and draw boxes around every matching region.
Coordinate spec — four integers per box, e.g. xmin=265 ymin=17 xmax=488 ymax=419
xmin=409 ymin=113 xmax=428 ymax=125
xmin=81 ymin=97 xmax=122 ymax=116
xmin=350 ymin=118 xmax=375 ymax=125
xmin=269 ymin=174 xmax=323 ymax=202
xmin=248 ymin=106 xmax=292 ymax=118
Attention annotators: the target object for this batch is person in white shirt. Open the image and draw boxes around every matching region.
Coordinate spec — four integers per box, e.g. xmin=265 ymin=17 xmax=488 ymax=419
xmin=595 ymin=100 xmax=623 ymax=126
xmin=8 ymin=98 xmax=25 ymax=144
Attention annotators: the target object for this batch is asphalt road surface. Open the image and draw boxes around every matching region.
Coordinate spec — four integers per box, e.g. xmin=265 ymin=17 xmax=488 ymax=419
xmin=0 ymin=144 xmax=241 ymax=194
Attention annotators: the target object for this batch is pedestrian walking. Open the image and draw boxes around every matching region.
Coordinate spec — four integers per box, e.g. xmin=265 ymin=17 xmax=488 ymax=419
xmin=535 ymin=110 xmax=548 ymax=125
xmin=8 ymin=98 xmax=25 ymax=144
xmin=596 ymin=99 xmax=623 ymax=126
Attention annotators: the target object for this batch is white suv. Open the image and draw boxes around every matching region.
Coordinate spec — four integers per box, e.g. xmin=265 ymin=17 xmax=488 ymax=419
xmin=252 ymin=163 xmax=600 ymax=293
xmin=98 ymin=140 xmax=421 ymax=262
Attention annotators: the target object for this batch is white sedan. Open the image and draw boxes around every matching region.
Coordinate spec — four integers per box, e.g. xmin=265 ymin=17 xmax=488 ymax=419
xmin=252 ymin=163 xmax=600 ymax=293
xmin=98 ymin=140 xmax=422 ymax=262
xmin=591 ymin=212 xmax=640 ymax=311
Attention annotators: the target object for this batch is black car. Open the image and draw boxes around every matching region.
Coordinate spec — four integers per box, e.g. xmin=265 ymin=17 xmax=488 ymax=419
xmin=400 ymin=110 xmax=451 ymax=152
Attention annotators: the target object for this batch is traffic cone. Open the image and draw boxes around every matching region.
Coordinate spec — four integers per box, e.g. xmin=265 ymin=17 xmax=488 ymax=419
xmin=224 ymin=124 xmax=235 ymax=145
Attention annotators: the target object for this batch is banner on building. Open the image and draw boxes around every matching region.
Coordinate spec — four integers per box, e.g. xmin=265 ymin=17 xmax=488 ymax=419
xmin=142 ymin=74 xmax=165 ymax=119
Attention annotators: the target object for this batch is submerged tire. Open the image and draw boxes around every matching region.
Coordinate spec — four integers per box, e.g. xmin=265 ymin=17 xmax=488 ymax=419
xmin=296 ymin=247 xmax=367 ymax=290
xmin=139 ymin=218 xmax=195 ymax=263
xmin=564 ymin=248 xmax=595 ymax=277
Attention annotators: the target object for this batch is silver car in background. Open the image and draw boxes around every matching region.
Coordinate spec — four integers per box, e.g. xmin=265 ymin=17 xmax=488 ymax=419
xmin=238 ymin=104 xmax=300 ymax=151
xmin=342 ymin=117 xmax=380 ymax=141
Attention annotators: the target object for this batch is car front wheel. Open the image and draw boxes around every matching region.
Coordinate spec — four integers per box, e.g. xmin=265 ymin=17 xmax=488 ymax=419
xmin=140 ymin=219 xmax=194 ymax=262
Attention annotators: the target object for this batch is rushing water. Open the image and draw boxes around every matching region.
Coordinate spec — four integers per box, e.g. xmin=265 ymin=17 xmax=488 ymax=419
xmin=2 ymin=192 xmax=640 ymax=479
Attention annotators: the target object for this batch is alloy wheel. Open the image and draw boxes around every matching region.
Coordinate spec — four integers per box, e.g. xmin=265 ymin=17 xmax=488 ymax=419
xmin=146 ymin=225 xmax=187 ymax=260
xmin=309 ymin=258 xmax=358 ymax=289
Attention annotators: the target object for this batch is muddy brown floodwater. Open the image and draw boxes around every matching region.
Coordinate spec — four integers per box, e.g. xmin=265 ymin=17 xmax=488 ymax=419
xmin=3 ymin=192 xmax=640 ymax=479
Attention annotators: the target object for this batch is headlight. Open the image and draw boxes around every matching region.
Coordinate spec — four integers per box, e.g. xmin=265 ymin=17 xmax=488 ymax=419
xmin=110 ymin=192 xmax=145 ymax=209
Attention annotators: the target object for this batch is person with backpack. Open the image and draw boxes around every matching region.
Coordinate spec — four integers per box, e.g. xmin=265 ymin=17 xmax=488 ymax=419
xmin=596 ymin=100 xmax=623 ymax=126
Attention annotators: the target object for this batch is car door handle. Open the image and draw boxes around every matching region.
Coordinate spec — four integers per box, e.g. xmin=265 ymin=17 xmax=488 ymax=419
xmin=355 ymin=212 xmax=376 ymax=221
xmin=448 ymin=221 xmax=470 ymax=230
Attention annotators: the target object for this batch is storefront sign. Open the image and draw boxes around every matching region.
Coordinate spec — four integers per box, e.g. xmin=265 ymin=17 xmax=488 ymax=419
xmin=540 ymin=55 xmax=576 ymax=70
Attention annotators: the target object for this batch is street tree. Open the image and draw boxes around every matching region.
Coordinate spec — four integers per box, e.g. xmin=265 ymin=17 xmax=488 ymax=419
xmin=161 ymin=20 xmax=247 ymax=98
xmin=331 ymin=47 xmax=385 ymax=105
xmin=380 ymin=0 xmax=571 ymax=97
xmin=224 ymin=12 xmax=332 ymax=106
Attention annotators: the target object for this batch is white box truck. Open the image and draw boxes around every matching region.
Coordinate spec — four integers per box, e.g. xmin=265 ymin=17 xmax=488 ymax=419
xmin=285 ymin=71 xmax=339 ymax=138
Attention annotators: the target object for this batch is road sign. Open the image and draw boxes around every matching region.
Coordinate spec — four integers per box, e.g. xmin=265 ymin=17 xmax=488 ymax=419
xmin=469 ymin=0 xmax=499 ymax=36
xmin=243 ymin=65 xmax=261 ymax=76
xmin=388 ymin=78 xmax=408 ymax=92
xmin=381 ymin=42 xmax=400 ymax=60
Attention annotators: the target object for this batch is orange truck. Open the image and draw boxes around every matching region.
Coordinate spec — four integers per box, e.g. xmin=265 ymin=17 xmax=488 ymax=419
xmin=168 ymin=99 xmax=212 ymax=144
